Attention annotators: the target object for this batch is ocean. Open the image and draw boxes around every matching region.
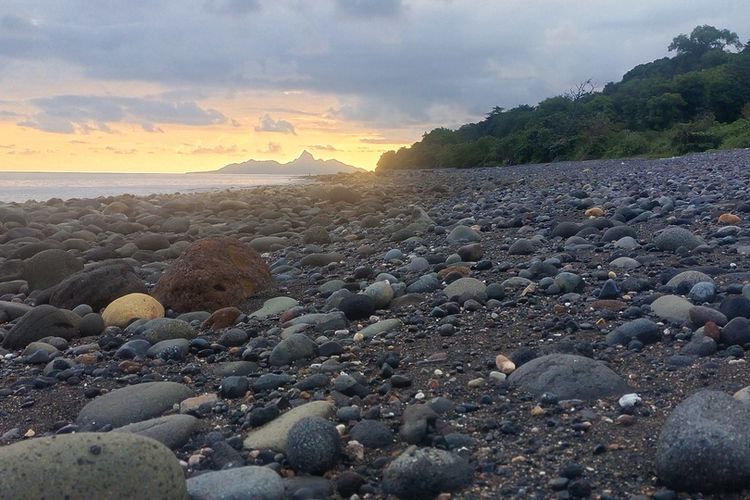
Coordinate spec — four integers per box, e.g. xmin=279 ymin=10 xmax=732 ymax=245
xmin=0 ymin=172 xmax=300 ymax=204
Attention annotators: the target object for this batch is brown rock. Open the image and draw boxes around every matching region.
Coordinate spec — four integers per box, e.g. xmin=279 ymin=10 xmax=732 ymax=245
xmin=437 ymin=266 xmax=471 ymax=280
xmin=118 ymin=360 xmax=142 ymax=374
xmin=592 ymin=300 xmax=627 ymax=312
xmin=152 ymin=237 xmax=273 ymax=313
xmin=718 ymin=213 xmax=741 ymax=225
xmin=202 ymin=307 xmax=242 ymax=330
xmin=703 ymin=321 xmax=721 ymax=341
xmin=585 ymin=207 xmax=604 ymax=217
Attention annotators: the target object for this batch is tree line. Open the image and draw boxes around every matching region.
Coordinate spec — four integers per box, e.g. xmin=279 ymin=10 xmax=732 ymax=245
xmin=377 ymin=25 xmax=750 ymax=171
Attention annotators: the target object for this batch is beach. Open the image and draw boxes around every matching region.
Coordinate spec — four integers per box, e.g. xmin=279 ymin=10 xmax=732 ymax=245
xmin=1 ymin=149 xmax=750 ymax=498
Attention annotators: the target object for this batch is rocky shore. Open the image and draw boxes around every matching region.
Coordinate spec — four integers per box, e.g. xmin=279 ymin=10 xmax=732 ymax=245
xmin=2 ymin=149 xmax=750 ymax=498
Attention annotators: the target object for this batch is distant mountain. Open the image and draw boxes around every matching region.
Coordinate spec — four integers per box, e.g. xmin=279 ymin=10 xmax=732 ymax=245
xmin=198 ymin=151 xmax=364 ymax=175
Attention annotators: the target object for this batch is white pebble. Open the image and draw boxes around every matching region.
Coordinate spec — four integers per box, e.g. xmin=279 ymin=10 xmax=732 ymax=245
xmin=618 ymin=393 xmax=642 ymax=409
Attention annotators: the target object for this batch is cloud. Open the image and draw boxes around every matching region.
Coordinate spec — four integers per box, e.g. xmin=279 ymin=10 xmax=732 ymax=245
xmin=257 ymin=141 xmax=282 ymax=154
xmin=308 ymin=144 xmax=338 ymax=151
xmin=18 ymin=95 xmax=226 ymax=134
xmin=254 ymin=114 xmax=296 ymax=134
xmin=0 ymin=1 xmax=749 ymax=131
xmin=204 ymin=0 xmax=261 ymax=16
xmin=335 ymin=0 xmax=403 ymax=18
xmin=360 ymin=136 xmax=409 ymax=144
xmin=190 ymin=144 xmax=240 ymax=154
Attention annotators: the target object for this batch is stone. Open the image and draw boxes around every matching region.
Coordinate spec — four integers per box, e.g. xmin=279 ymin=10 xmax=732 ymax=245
xmin=719 ymin=296 xmax=750 ymax=320
xmin=113 ymin=414 xmax=199 ymax=449
xmin=79 ymin=312 xmax=105 ymax=337
xmin=244 ymin=400 xmax=335 ymax=452
xmin=358 ymin=319 xmax=402 ymax=339
xmin=688 ymin=282 xmax=716 ymax=304
xmin=0 ymin=433 xmax=186 ymax=500
xmin=300 ymin=252 xmax=343 ymax=267
xmin=689 ymin=306 xmax=728 ymax=327
xmin=152 ymin=236 xmax=273 ymax=312
xmin=654 ymin=227 xmax=704 ymax=251
xmin=457 ymin=243 xmax=483 ymax=261
xmin=0 ymin=301 xmax=32 ymax=320
xmin=554 ymin=272 xmax=584 ymax=293
xmin=666 ymin=270 xmax=714 ymax=294
xmin=601 ymin=225 xmax=637 ymax=242
xmin=610 ymin=257 xmax=641 ymax=270
xmin=720 ymin=317 xmax=750 ymax=346
xmin=650 ymin=295 xmax=693 ymax=323
xmin=444 ymin=277 xmax=487 ymax=301
xmin=606 ymin=318 xmax=661 ymax=346
xmin=2 ymin=305 xmax=80 ymax=349
xmin=552 ymin=222 xmax=580 ymax=238
xmin=139 ymin=318 xmax=197 ymax=344
xmin=102 ymin=293 xmax=165 ymax=328
xmin=134 ymin=233 xmax=170 ymax=251
xmin=406 ymin=274 xmax=441 ymax=293
xmin=147 ymin=338 xmax=190 ymax=360
xmin=269 ymin=333 xmax=317 ymax=366
xmin=680 ymin=334 xmax=717 ymax=357
xmin=49 ymin=260 xmax=147 ymax=311
xmin=656 ymin=390 xmax=750 ymax=493
xmin=220 ymin=376 xmax=250 ymax=399
xmin=201 ymin=306 xmax=241 ymax=330
xmin=22 ymin=248 xmax=83 ymax=291
xmin=718 ymin=213 xmax=741 ymax=225
xmin=598 ymin=279 xmax=620 ymax=299
xmin=446 ymin=225 xmax=481 ymax=243
xmin=350 ymin=420 xmax=395 ymax=448
xmin=507 ymin=354 xmax=629 ymax=400
xmin=76 ymin=381 xmax=193 ymax=430
xmin=364 ymin=281 xmax=394 ymax=309
xmin=328 ymin=185 xmax=359 ymax=203
xmin=338 ymin=294 xmax=375 ymax=320
xmin=508 ymin=238 xmax=536 ymax=255
xmin=382 ymin=446 xmax=473 ymax=499
xmin=249 ymin=296 xmax=299 ymax=319
xmin=186 ymin=466 xmax=284 ymax=500
xmin=286 ymin=416 xmax=341 ymax=474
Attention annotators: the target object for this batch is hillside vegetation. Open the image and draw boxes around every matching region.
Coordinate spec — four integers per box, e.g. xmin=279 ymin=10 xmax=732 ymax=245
xmin=377 ymin=25 xmax=750 ymax=171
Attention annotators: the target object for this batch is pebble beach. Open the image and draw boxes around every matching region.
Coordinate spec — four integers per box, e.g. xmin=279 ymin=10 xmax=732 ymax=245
xmin=2 ymin=149 xmax=750 ymax=498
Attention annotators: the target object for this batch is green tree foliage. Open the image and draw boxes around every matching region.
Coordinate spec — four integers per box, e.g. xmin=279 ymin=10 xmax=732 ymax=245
xmin=376 ymin=25 xmax=750 ymax=171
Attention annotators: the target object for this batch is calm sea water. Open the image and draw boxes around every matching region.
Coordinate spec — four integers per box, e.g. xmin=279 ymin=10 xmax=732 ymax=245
xmin=0 ymin=172 xmax=300 ymax=203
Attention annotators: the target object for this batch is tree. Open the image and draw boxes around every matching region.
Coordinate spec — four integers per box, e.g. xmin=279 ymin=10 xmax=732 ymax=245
xmin=668 ymin=25 xmax=744 ymax=56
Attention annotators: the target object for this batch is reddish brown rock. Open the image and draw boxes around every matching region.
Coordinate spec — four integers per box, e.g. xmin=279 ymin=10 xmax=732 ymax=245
xmin=202 ymin=307 xmax=242 ymax=330
xmin=437 ymin=266 xmax=471 ymax=280
xmin=152 ymin=237 xmax=273 ymax=313
xmin=592 ymin=300 xmax=628 ymax=312
xmin=703 ymin=321 xmax=721 ymax=341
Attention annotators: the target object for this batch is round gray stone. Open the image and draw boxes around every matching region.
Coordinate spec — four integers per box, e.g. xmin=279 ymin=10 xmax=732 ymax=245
xmin=286 ymin=416 xmax=341 ymax=475
xmin=187 ymin=466 xmax=284 ymax=500
xmin=656 ymin=390 xmax=750 ymax=493
xmin=383 ymin=445 xmax=473 ymax=499
xmin=507 ymin=354 xmax=629 ymax=400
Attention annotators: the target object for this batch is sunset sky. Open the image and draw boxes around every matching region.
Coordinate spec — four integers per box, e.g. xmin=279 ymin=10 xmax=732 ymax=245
xmin=0 ymin=0 xmax=747 ymax=172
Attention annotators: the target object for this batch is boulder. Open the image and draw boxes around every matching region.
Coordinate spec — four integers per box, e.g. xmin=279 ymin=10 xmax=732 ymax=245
xmin=102 ymin=293 xmax=165 ymax=328
xmin=49 ymin=260 xmax=147 ymax=311
xmin=507 ymin=354 xmax=629 ymax=400
xmin=153 ymin=236 xmax=273 ymax=312
xmin=22 ymin=249 xmax=83 ymax=291
xmin=2 ymin=305 xmax=80 ymax=349
xmin=0 ymin=433 xmax=186 ymax=500
xmin=656 ymin=390 xmax=750 ymax=493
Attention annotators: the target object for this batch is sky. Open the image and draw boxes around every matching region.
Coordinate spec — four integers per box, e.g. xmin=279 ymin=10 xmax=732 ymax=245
xmin=0 ymin=0 xmax=747 ymax=172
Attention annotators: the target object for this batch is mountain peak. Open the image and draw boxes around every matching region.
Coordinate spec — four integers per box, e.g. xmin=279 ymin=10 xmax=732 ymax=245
xmin=296 ymin=150 xmax=315 ymax=162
